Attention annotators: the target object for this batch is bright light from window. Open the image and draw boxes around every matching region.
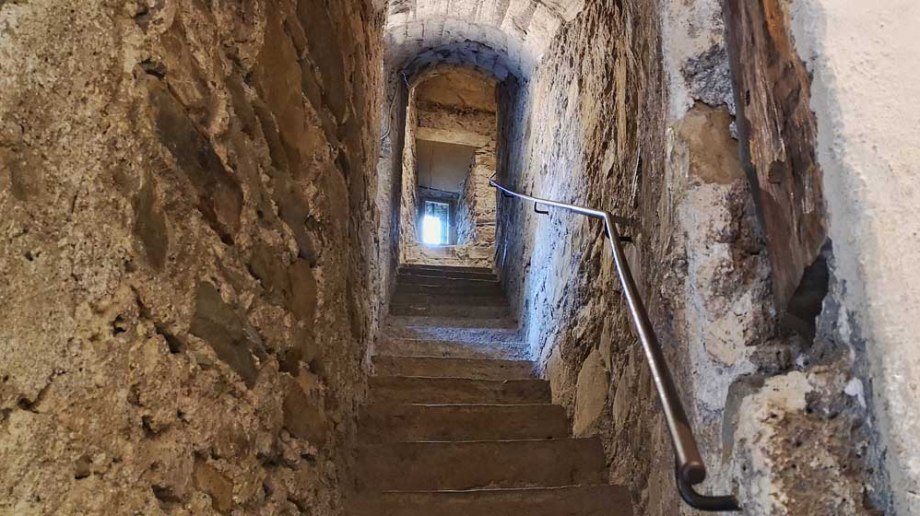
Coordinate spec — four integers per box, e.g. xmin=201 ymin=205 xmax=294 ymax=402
xmin=421 ymin=215 xmax=443 ymax=245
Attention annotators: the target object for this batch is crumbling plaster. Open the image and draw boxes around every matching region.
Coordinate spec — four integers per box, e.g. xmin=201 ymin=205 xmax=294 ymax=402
xmin=790 ymin=1 xmax=920 ymax=513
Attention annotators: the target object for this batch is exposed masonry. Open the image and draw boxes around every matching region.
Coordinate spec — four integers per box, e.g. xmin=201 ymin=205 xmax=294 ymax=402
xmin=385 ymin=0 xmax=586 ymax=78
xmin=1 ymin=0 xmax=912 ymax=514
xmin=495 ymin=0 xmax=883 ymax=514
xmin=457 ymin=144 xmax=498 ymax=248
xmin=0 ymin=0 xmax=382 ymax=513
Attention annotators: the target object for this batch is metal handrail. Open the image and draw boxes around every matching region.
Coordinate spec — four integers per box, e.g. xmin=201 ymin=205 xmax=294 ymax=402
xmin=490 ymin=174 xmax=741 ymax=512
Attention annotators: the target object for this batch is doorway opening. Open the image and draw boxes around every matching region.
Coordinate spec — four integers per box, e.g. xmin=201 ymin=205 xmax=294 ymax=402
xmin=397 ymin=67 xmax=499 ymax=268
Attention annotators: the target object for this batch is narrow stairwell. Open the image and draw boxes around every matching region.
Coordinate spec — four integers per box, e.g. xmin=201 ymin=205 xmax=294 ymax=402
xmin=347 ymin=265 xmax=632 ymax=515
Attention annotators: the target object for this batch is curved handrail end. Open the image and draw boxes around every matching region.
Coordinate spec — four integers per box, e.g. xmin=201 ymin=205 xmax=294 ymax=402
xmin=675 ymin=465 xmax=741 ymax=512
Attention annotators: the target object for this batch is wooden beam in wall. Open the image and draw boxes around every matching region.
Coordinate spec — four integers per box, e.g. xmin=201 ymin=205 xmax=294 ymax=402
xmin=723 ymin=0 xmax=828 ymax=315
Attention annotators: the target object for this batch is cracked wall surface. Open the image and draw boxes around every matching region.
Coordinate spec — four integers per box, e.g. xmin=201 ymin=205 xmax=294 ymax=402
xmin=0 ymin=0 xmax=382 ymax=513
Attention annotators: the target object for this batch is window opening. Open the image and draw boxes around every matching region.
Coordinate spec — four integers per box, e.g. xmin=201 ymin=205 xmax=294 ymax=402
xmin=421 ymin=200 xmax=450 ymax=245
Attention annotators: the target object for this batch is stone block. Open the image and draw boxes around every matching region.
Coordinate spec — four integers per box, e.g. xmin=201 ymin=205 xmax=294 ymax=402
xmin=282 ymin=371 xmax=327 ymax=445
xmin=148 ymin=81 xmax=243 ymax=243
xmin=573 ymin=348 xmax=609 ymax=436
xmin=193 ymin=459 xmax=234 ymax=514
xmin=133 ymin=175 xmax=168 ymax=270
xmin=189 ymin=283 xmax=265 ymax=388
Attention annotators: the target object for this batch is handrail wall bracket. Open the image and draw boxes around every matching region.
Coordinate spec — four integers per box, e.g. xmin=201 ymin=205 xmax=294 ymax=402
xmin=489 ymin=175 xmax=741 ymax=512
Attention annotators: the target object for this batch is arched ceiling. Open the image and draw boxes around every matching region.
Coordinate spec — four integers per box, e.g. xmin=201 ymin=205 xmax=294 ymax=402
xmin=385 ymin=0 xmax=586 ymax=79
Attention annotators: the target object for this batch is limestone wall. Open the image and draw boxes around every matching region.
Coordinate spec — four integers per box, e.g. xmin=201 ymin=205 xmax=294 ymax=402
xmin=0 ymin=0 xmax=382 ymax=513
xmin=457 ymin=144 xmax=498 ymax=248
xmin=495 ymin=1 xmax=672 ymax=509
xmin=496 ymin=0 xmax=882 ymax=513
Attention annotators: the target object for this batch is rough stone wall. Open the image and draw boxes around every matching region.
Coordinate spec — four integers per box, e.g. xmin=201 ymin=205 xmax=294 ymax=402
xmin=496 ymin=0 xmax=881 ymax=513
xmin=374 ymin=73 xmax=409 ymax=323
xmin=456 ymin=144 xmax=497 ymax=249
xmin=397 ymin=87 xmax=422 ymax=264
xmin=0 ymin=0 xmax=382 ymax=513
xmin=455 ymin=159 xmax=477 ymax=245
xmin=663 ymin=1 xmax=881 ymax=513
xmin=417 ymin=103 xmax=496 ymax=137
xmin=495 ymin=0 xmax=672 ymax=510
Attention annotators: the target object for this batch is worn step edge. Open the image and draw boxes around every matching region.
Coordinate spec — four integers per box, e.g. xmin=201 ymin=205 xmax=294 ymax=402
xmin=345 ymin=485 xmax=633 ymax=516
xmin=356 ymin=438 xmax=607 ymax=491
xmin=399 ymin=265 xmax=494 ymax=274
xmin=389 ymin=303 xmax=512 ymax=318
xmin=390 ymin=287 xmax=508 ymax=306
xmin=373 ymin=356 xmax=535 ymax=379
xmin=369 ymin=377 xmax=550 ymax=404
xmin=395 ymin=283 xmax=505 ymax=295
xmin=398 ymin=270 xmax=498 ymax=281
xmin=376 ymin=339 xmax=529 ymax=360
xmin=359 ymin=403 xmax=568 ymax=442
xmin=396 ymin=275 xmax=501 ymax=286
xmin=387 ymin=315 xmax=518 ymax=329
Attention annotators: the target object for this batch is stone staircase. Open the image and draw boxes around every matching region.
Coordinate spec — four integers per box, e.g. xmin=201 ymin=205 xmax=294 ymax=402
xmin=347 ymin=265 xmax=632 ymax=515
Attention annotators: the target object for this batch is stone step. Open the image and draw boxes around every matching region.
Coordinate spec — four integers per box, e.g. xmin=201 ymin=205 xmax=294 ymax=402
xmin=355 ymin=438 xmax=607 ymax=491
xmin=395 ymin=282 xmax=505 ymax=296
xmin=398 ymin=268 xmax=498 ymax=281
xmin=369 ymin=377 xmax=550 ymax=404
xmin=396 ymin=274 xmax=501 ymax=288
xmin=387 ymin=315 xmax=517 ymax=329
xmin=399 ymin=264 xmax=494 ymax=275
xmin=345 ymin=485 xmax=633 ymax=516
xmin=359 ymin=403 xmax=569 ymax=442
xmin=391 ymin=291 xmax=508 ymax=307
xmin=376 ymin=338 xmax=528 ymax=360
xmin=389 ymin=302 xmax=512 ymax=318
xmin=373 ymin=356 xmax=534 ymax=380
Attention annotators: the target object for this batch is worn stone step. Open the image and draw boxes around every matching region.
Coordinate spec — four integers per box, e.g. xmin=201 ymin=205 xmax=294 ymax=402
xmin=396 ymin=274 xmax=501 ymax=288
xmin=356 ymin=438 xmax=607 ymax=491
xmin=359 ymin=403 xmax=569 ymax=442
xmin=369 ymin=377 xmax=550 ymax=404
xmin=389 ymin=302 xmax=512 ymax=318
xmin=387 ymin=315 xmax=517 ymax=329
xmin=373 ymin=356 xmax=534 ymax=380
xmin=391 ymin=291 xmax=508 ymax=307
xmin=400 ymin=264 xmax=494 ymax=275
xmin=345 ymin=485 xmax=633 ymax=516
xmin=396 ymin=282 xmax=505 ymax=296
xmin=398 ymin=268 xmax=497 ymax=281
xmin=376 ymin=338 xmax=528 ymax=360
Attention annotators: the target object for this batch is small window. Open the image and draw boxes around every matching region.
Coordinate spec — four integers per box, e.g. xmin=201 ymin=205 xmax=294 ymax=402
xmin=421 ymin=200 xmax=450 ymax=245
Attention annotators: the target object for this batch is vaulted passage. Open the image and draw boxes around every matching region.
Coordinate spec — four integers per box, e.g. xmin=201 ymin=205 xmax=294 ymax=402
xmin=1 ymin=0 xmax=918 ymax=515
